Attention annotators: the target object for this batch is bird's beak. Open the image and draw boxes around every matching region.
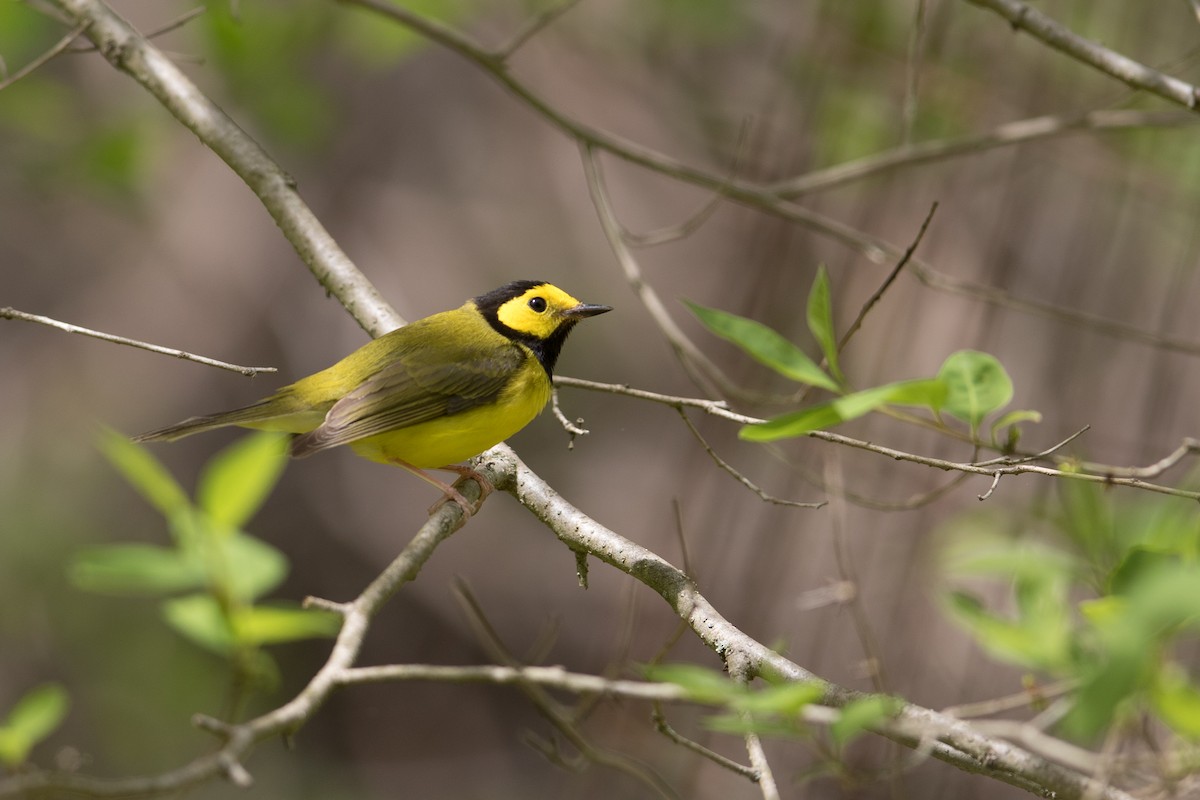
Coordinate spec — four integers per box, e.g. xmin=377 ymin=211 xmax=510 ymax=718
xmin=563 ymin=303 xmax=613 ymax=319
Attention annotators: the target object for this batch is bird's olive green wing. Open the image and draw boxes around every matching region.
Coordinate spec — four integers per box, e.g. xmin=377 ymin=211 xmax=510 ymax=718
xmin=289 ymin=338 xmax=526 ymax=457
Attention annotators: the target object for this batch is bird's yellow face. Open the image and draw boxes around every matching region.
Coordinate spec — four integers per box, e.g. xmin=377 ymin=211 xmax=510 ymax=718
xmin=494 ymin=283 xmax=592 ymax=339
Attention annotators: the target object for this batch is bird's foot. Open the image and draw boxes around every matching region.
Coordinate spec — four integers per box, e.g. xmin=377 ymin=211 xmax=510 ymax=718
xmin=427 ymin=465 xmax=494 ymax=516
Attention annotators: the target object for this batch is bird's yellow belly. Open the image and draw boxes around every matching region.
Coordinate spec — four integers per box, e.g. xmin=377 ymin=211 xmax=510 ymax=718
xmin=348 ymin=368 xmax=552 ymax=468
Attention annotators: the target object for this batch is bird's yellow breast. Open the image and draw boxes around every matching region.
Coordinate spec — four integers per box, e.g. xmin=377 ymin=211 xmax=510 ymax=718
xmin=346 ymin=353 xmax=552 ymax=468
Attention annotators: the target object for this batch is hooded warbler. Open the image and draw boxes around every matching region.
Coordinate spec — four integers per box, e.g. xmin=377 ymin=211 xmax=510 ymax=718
xmin=134 ymin=280 xmax=611 ymax=513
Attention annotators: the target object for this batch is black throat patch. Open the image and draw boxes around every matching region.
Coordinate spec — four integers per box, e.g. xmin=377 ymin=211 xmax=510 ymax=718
xmin=474 ymin=280 xmax=575 ymax=378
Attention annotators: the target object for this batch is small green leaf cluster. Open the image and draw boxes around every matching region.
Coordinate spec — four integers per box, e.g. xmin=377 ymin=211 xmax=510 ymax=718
xmin=644 ymin=664 xmax=900 ymax=754
xmin=942 ymin=481 xmax=1200 ymax=741
xmin=74 ymin=431 xmax=340 ymax=688
xmin=0 ymin=684 xmax=69 ymax=769
xmin=685 ymin=266 xmax=1039 ymax=447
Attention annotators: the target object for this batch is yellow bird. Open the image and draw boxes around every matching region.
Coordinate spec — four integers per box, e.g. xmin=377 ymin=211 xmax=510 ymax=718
xmin=134 ymin=280 xmax=611 ymax=513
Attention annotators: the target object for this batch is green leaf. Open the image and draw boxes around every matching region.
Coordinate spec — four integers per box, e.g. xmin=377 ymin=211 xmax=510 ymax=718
xmin=232 ymin=604 xmax=341 ymax=646
xmin=830 ymin=695 xmax=901 ymax=749
xmin=989 ymin=409 xmax=1042 ymax=449
xmin=733 ymin=682 xmax=825 ymax=715
xmin=684 ymin=300 xmax=839 ymax=391
xmin=218 ymin=534 xmax=289 ymax=603
xmin=643 ymin=664 xmax=744 ymax=704
xmin=69 ymin=544 xmax=206 ymax=596
xmin=97 ymin=427 xmax=190 ymax=519
xmin=705 ymin=713 xmax=804 ymax=738
xmin=1107 ymin=547 xmax=1178 ymax=597
xmin=740 ymin=402 xmax=844 ymax=441
xmin=197 ymin=432 xmax=288 ymax=530
xmin=740 ymin=379 xmax=946 ymax=441
xmin=806 ymin=265 xmax=842 ymax=383
xmin=163 ymin=594 xmax=234 ymax=654
xmin=832 ymin=379 xmax=946 ymax=419
xmin=0 ymin=684 xmax=70 ymax=769
xmin=1151 ymin=663 xmax=1200 ymax=739
xmin=937 ymin=350 xmax=1013 ymax=429
xmin=944 ymin=591 xmax=1072 ymax=671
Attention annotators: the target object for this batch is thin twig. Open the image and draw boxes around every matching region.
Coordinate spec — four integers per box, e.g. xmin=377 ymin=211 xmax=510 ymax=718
xmin=725 ymin=664 xmax=780 ymax=800
xmin=961 ymin=0 xmax=1200 ymax=111
xmin=1 ymin=307 xmax=277 ymax=376
xmin=452 ymin=580 xmax=679 ymax=800
xmin=910 ymin=259 xmax=1200 ymax=357
xmin=1075 ymin=437 xmax=1200 ymax=479
xmin=676 ymin=409 xmax=824 ymax=509
xmin=972 ymin=425 xmax=1090 ymax=467
xmin=0 ymin=22 xmax=86 ymax=91
xmin=339 ymin=662 xmax=688 ymax=699
xmin=769 ymin=110 xmax=1198 ymax=197
xmin=823 ymin=455 xmax=889 ymax=694
xmin=55 ymin=0 xmax=401 ymax=338
xmin=581 ymin=143 xmax=735 ymax=399
xmin=550 ymin=386 xmax=589 ymax=440
xmin=557 ymin=376 xmax=1200 ymax=500
xmin=942 ymin=679 xmax=1077 ymax=719
xmin=623 ymin=119 xmax=752 ymax=248
xmin=65 ymin=6 xmax=207 ymax=54
xmin=903 ymin=0 xmax=929 ymax=144
xmin=494 ymin=0 xmax=583 ymax=60
xmin=838 ymin=201 xmax=938 ymax=353
xmin=652 ymin=707 xmax=759 ymax=780
xmin=343 ymin=0 xmax=1200 ymax=358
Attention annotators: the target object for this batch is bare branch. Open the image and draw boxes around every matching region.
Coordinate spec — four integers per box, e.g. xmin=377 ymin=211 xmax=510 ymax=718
xmin=1 ymin=306 xmax=276 ymax=376
xmin=343 ymin=0 xmax=1200 ymax=359
xmin=549 ymin=387 xmax=590 ymax=440
xmin=557 ymin=376 xmax=1200 ymax=500
xmin=51 ymin=0 xmax=401 ymax=337
xmin=961 ymin=0 xmax=1200 ymax=110
xmin=903 ymin=0 xmax=929 ymax=144
xmin=494 ymin=0 xmax=583 ymax=61
xmin=770 ymin=110 xmax=1199 ymax=197
xmin=452 ymin=580 xmax=678 ymax=799
xmin=65 ymin=6 xmax=208 ymax=54
xmin=652 ymin=707 xmax=759 ymax=780
xmin=581 ymin=143 xmax=735 ymax=399
xmin=504 ymin=444 xmax=1136 ymax=799
xmin=838 ymin=202 xmax=937 ymax=353
xmin=676 ymin=409 xmax=824 ymax=509
xmin=0 ymin=22 xmax=85 ymax=91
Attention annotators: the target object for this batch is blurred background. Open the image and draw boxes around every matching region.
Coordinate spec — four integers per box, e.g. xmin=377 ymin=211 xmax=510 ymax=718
xmin=4 ymin=0 xmax=1200 ymax=797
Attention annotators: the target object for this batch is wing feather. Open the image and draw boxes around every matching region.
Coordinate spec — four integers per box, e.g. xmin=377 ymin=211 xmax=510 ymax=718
xmin=290 ymin=335 xmax=525 ymax=458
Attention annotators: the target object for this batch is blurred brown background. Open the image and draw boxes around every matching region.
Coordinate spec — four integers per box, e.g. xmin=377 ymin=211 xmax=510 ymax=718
xmin=4 ymin=1 xmax=1200 ymax=797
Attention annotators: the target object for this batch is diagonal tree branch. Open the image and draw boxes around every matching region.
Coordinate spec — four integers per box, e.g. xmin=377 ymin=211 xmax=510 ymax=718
xmin=49 ymin=0 xmax=400 ymax=338
xmin=961 ymin=0 xmax=1200 ymax=110
xmin=19 ymin=2 xmax=1151 ymax=799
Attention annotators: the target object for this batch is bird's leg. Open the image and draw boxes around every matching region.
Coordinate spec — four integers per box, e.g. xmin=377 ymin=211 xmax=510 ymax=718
xmin=424 ymin=464 xmax=494 ymax=516
xmin=388 ymin=458 xmax=491 ymax=517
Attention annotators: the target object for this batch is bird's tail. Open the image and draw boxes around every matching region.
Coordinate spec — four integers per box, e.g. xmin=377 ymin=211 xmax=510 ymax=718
xmin=132 ymin=400 xmax=290 ymax=443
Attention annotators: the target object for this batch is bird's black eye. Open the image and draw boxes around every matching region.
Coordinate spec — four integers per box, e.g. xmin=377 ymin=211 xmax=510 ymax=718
xmin=528 ymin=296 xmax=548 ymax=313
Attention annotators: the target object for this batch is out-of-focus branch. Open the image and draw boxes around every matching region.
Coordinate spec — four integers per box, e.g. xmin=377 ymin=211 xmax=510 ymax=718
xmin=0 ymin=21 xmax=85 ymax=90
xmin=49 ymin=0 xmax=400 ymax=338
xmin=769 ymin=110 xmax=1199 ymax=197
xmin=962 ymin=0 xmax=1200 ymax=110
xmin=581 ymin=143 xmax=734 ymax=400
xmin=342 ymin=0 xmax=1200 ymax=362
